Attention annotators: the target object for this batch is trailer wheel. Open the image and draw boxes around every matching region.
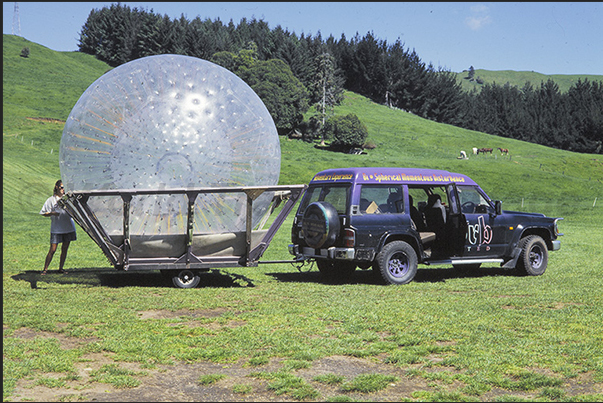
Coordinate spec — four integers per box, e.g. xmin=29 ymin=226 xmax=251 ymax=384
xmin=172 ymin=269 xmax=201 ymax=288
xmin=374 ymin=241 xmax=417 ymax=285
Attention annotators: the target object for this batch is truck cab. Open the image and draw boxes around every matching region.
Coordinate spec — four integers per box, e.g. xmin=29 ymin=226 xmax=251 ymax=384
xmin=289 ymin=167 xmax=563 ymax=284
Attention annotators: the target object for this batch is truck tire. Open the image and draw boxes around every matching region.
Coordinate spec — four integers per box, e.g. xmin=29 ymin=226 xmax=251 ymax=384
xmin=516 ymin=235 xmax=548 ymax=276
xmin=301 ymin=201 xmax=340 ymax=249
xmin=172 ymin=269 xmax=201 ymax=288
xmin=375 ymin=241 xmax=418 ymax=285
xmin=316 ymin=259 xmax=356 ymax=278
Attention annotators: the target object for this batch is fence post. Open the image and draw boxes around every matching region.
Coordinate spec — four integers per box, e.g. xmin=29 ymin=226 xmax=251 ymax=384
xmin=594 ymin=197 xmax=598 ymax=208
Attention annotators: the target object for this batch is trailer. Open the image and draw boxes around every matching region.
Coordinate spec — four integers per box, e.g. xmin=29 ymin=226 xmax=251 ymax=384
xmin=59 ymin=184 xmax=307 ymax=288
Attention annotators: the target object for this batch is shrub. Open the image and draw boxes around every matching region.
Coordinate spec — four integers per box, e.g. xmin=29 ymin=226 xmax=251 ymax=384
xmin=324 ymin=113 xmax=368 ymax=152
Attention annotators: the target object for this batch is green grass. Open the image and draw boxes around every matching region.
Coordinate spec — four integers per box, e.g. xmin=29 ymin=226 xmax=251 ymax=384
xmin=3 ymin=34 xmax=603 ymax=402
xmin=197 ymin=373 xmax=227 ymax=385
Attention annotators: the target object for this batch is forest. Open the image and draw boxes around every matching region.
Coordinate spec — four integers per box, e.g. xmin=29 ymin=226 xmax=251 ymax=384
xmin=77 ymin=4 xmax=602 ymax=154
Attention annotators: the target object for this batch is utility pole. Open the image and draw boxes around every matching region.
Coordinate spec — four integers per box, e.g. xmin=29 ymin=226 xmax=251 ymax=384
xmin=12 ymin=2 xmax=21 ymax=36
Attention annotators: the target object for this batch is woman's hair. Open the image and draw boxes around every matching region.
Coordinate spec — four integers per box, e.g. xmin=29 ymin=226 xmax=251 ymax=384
xmin=53 ymin=180 xmax=63 ymax=196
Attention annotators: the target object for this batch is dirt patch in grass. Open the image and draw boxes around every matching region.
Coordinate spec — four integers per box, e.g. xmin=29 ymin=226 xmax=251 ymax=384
xmin=26 ymin=117 xmax=66 ymax=124
xmin=6 ymin=327 xmax=603 ymax=402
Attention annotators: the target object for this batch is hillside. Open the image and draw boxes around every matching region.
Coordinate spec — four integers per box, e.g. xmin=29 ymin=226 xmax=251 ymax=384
xmin=3 ymin=35 xmax=603 ymax=403
xmin=3 ymin=34 xmax=602 ymax=218
xmin=454 ymin=68 xmax=603 ymax=93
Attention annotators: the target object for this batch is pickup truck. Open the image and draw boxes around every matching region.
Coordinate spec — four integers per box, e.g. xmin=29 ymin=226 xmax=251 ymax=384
xmin=289 ymin=167 xmax=563 ymax=285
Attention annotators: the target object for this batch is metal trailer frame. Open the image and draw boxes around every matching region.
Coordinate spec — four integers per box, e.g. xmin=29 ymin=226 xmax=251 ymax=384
xmin=59 ymin=185 xmax=307 ymax=276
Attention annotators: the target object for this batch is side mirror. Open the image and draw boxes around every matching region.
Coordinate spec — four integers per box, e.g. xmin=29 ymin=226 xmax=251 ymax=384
xmin=494 ymin=200 xmax=502 ymax=215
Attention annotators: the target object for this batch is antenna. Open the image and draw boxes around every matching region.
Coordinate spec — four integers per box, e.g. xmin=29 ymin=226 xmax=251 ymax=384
xmin=12 ymin=2 xmax=21 ymax=36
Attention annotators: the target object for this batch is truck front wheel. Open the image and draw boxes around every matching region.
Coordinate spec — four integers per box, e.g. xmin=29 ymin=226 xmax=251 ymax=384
xmin=516 ymin=235 xmax=548 ymax=276
xmin=375 ymin=241 xmax=418 ymax=285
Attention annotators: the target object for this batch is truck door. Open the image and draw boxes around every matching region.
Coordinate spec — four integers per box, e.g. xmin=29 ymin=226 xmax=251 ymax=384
xmin=456 ymin=185 xmax=508 ymax=258
xmin=351 ymin=185 xmax=409 ymax=250
xmin=445 ymin=183 xmax=467 ymax=257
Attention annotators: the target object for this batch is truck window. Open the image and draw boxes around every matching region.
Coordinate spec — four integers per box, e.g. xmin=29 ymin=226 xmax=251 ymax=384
xmin=409 ymin=186 xmax=448 ymax=212
xmin=300 ymin=185 xmax=349 ymax=214
xmin=360 ymin=185 xmax=404 ymax=214
xmin=457 ymin=185 xmax=493 ymax=214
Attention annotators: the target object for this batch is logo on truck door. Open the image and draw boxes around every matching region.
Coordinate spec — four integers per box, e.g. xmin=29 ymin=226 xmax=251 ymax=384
xmin=467 ymin=215 xmax=492 ymax=250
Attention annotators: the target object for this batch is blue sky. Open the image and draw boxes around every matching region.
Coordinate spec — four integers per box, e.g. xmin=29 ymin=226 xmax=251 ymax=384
xmin=3 ymin=2 xmax=602 ymax=75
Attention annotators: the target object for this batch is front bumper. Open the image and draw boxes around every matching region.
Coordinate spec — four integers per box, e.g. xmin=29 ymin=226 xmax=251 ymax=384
xmin=552 ymin=240 xmax=561 ymax=251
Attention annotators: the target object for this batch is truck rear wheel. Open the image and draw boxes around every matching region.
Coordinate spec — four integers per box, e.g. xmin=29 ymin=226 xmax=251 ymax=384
xmin=375 ymin=241 xmax=418 ymax=285
xmin=172 ymin=269 xmax=201 ymax=288
xmin=516 ymin=235 xmax=548 ymax=276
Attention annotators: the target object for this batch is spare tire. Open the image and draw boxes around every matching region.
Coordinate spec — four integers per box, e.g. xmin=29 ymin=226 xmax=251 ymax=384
xmin=301 ymin=201 xmax=340 ymax=249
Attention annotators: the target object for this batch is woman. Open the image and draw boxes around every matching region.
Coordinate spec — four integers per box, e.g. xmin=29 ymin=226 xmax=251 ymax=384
xmin=39 ymin=180 xmax=76 ymax=274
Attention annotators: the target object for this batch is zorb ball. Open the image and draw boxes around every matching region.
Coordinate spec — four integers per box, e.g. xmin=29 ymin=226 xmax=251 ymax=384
xmin=60 ymin=55 xmax=280 ymax=235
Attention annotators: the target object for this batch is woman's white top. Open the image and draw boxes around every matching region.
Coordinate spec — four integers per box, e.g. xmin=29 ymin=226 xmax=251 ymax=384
xmin=40 ymin=195 xmax=76 ymax=234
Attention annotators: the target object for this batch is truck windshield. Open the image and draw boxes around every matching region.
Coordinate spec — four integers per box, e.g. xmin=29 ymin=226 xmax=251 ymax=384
xmin=300 ymin=185 xmax=349 ymax=214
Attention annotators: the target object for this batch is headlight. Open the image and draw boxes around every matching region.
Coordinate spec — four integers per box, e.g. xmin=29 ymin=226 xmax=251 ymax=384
xmin=554 ymin=218 xmax=564 ymax=236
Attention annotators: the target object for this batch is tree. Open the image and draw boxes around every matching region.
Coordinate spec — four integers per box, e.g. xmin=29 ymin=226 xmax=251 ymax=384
xmin=238 ymin=59 xmax=309 ymax=134
xmin=324 ymin=114 xmax=368 ymax=152
xmin=310 ymin=52 xmax=344 ymax=145
xmin=467 ymin=66 xmax=475 ymax=79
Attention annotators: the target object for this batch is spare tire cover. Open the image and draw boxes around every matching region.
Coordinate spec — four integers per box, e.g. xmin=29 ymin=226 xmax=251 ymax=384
xmin=301 ymin=201 xmax=340 ymax=249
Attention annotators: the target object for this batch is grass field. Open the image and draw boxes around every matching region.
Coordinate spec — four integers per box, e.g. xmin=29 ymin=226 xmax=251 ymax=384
xmin=3 ymin=35 xmax=603 ymax=402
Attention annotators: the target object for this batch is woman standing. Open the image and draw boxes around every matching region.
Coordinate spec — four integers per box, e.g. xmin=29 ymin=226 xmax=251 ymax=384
xmin=39 ymin=180 xmax=76 ymax=274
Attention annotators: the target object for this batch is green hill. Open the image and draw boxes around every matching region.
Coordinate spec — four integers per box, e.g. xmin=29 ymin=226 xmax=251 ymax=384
xmin=3 ymin=35 xmax=603 ymax=402
xmin=454 ymin=68 xmax=603 ymax=93
xmin=3 ymin=34 xmax=602 ymax=219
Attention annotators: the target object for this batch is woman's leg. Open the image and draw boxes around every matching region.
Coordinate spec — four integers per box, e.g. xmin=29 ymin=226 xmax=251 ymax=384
xmin=58 ymin=240 xmax=70 ymax=273
xmin=43 ymin=243 xmax=58 ymax=274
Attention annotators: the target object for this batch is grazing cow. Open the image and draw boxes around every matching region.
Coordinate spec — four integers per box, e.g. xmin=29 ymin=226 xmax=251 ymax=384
xmin=478 ymin=148 xmax=493 ymax=155
xmin=498 ymin=147 xmax=509 ymax=155
xmin=472 ymin=147 xmax=478 ymax=155
xmin=458 ymin=150 xmax=468 ymax=159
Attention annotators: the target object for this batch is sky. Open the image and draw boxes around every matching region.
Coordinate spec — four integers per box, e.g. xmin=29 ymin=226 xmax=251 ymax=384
xmin=3 ymin=2 xmax=602 ymax=75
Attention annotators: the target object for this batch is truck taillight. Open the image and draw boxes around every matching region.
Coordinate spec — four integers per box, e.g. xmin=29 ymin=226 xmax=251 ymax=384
xmin=343 ymin=228 xmax=355 ymax=247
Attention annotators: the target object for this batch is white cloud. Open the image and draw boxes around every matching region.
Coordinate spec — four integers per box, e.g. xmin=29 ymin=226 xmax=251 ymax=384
xmin=465 ymin=4 xmax=492 ymax=30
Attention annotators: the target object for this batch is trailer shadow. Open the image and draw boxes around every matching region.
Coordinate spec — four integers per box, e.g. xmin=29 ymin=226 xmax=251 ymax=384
xmin=268 ymin=266 xmax=516 ymax=285
xmin=11 ymin=268 xmax=255 ymax=289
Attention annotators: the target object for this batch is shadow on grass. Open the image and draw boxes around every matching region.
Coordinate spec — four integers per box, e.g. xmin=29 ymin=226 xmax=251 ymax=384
xmin=10 ymin=268 xmax=255 ymax=289
xmin=268 ymin=266 xmax=515 ymax=285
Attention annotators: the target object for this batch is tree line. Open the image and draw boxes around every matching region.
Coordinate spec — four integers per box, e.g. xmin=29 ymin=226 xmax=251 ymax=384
xmin=78 ymin=4 xmax=602 ymax=154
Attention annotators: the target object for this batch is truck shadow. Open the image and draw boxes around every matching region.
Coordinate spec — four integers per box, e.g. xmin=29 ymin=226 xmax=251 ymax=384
xmin=11 ymin=268 xmax=255 ymax=289
xmin=268 ymin=266 xmax=515 ymax=285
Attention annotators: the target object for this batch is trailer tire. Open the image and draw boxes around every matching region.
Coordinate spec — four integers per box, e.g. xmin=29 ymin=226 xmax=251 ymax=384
xmin=301 ymin=201 xmax=340 ymax=249
xmin=172 ymin=269 xmax=201 ymax=288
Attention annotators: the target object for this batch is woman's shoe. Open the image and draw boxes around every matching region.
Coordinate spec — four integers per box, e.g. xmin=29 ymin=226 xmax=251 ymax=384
xmin=58 ymin=269 xmax=68 ymax=274
xmin=41 ymin=270 xmax=48 ymax=275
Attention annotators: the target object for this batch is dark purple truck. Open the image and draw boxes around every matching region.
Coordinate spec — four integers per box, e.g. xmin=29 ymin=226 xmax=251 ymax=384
xmin=289 ymin=167 xmax=563 ymax=285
